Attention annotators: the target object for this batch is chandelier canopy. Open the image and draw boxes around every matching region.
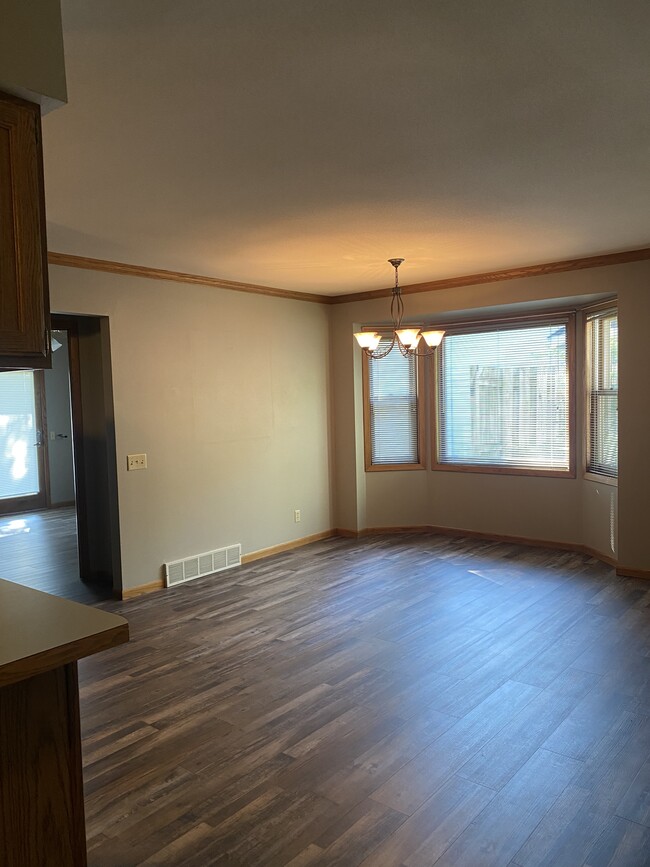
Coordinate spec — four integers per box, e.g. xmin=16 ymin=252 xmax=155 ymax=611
xmin=354 ymin=258 xmax=445 ymax=359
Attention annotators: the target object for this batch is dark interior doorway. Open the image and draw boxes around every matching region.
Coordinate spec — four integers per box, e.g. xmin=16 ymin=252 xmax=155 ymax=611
xmin=0 ymin=508 xmax=108 ymax=603
xmin=52 ymin=314 xmax=122 ymax=597
xmin=0 ymin=314 xmax=122 ymax=601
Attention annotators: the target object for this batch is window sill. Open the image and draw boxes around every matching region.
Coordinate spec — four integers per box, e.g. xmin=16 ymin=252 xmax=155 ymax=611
xmin=584 ymin=471 xmax=618 ymax=487
xmin=365 ymin=462 xmax=426 ymax=473
xmin=432 ymin=462 xmax=576 ymax=479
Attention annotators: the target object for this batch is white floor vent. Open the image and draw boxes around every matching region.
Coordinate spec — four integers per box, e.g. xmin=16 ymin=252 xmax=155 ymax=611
xmin=164 ymin=544 xmax=241 ymax=588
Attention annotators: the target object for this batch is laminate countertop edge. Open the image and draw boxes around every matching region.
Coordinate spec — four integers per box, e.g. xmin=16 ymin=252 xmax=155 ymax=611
xmin=0 ymin=579 xmax=129 ymax=688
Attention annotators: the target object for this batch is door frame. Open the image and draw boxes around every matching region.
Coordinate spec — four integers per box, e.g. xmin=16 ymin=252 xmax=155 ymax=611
xmin=50 ymin=316 xmax=90 ymax=579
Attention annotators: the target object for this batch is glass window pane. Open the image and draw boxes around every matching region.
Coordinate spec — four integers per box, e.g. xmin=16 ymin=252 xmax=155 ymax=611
xmin=438 ymin=323 xmax=569 ymax=471
xmin=587 ymin=309 xmax=618 ymax=477
xmin=0 ymin=371 xmax=40 ymax=499
xmin=368 ymin=341 xmax=419 ymax=465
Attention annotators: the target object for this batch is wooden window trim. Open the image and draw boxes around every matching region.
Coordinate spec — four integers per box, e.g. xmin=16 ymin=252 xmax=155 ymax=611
xmin=431 ymin=313 xmax=576 ymax=479
xmin=362 ymin=349 xmax=425 ymax=472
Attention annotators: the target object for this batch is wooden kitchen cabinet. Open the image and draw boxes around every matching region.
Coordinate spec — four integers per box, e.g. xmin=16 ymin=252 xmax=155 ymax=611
xmin=0 ymin=91 xmax=51 ymax=368
xmin=0 ymin=579 xmax=129 ymax=866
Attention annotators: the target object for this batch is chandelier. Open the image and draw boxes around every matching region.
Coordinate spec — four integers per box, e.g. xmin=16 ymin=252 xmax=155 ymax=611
xmin=354 ymin=258 xmax=445 ymax=359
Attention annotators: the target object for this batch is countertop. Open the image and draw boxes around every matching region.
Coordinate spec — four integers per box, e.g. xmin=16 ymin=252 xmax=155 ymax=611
xmin=0 ymin=578 xmax=129 ymax=688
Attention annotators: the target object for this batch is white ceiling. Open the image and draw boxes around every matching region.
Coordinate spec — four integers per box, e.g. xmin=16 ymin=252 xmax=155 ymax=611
xmin=42 ymin=0 xmax=650 ymax=296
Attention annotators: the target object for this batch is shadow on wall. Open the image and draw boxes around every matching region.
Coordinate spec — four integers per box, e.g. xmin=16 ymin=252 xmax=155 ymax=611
xmin=44 ymin=330 xmax=75 ymax=505
xmin=52 ymin=314 xmax=122 ymax=596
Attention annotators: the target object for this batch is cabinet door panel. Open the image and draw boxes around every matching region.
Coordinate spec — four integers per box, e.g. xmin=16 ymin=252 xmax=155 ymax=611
xmin=0 ymin=93 xmax=50 ymax=367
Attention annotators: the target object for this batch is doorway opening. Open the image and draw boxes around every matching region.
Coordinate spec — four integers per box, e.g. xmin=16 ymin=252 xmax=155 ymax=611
xmin=0 ymin=369 xmax=48 ymax=513
xmin=0 ymin=314 xmax=122 ymax=601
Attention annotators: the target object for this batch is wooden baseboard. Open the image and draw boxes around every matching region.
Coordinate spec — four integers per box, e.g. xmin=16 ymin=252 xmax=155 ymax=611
xmin=121 ymin=531 xmax=336 ymax=599
xmin=119 ymin=528 xmax=645 ymax=600
xmin=581 ymin=546 xmax=618 ymax=568
xmin=616 ymin=565 xmax=650 ymax=580
xmin=241 ymin=530 xmax=336 ymax=564
xmin=121 ymin=580 xmax=164 ymax=600
xmin=337 ymin=524 xmax=620 ymax=570
xmin=332 ymin=527 xmax=359 ymax=539
xmin=360 ymin=525 xmax=439 ymax=537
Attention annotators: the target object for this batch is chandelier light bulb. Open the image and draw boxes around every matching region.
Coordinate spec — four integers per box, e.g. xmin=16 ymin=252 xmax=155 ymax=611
xmin=354 ymin=331 xmax=381 ymax=350
xmin=353 ymin=259 xmax=445 ymax=359
xmin=395 ymin=328 xmax=421 ymax=349
xmin=421 ymin=329 xmax=445 ymax=347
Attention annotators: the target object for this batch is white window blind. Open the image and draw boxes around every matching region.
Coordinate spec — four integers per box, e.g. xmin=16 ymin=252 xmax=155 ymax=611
xmin=437 ymin=320 xmax=570 ymax=472
xmin=586 ymin=308 xmax=617 ymax=477
xmin=367 ymin=339 xmax=419 ymax=466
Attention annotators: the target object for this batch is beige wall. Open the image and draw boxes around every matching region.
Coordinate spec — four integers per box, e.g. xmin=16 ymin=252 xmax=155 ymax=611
xmin=618 ymin=285 xmax=650 ymax=572
xmin=331 ymin=260 xmax=650 ymax=568
xmin=0 ymin=0 xmax=67 ymax=112
xmin=49 ymin=265 xmax=332 ymax=591
xmin=49 ymin=257 xmax=649 ymax=589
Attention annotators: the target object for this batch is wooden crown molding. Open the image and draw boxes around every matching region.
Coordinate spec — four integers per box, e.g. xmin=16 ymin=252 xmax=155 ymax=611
xmin=49 ymin=246 xmax=650 ymax=306
xmin=328 ymin=246 xmax=650 ymax=304
xmin=47 ymin=252 xmax=331 ymax=305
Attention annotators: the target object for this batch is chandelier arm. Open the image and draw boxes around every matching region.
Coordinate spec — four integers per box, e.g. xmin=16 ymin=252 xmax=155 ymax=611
xmin=365 ymin=332 xmax=397 ymax=359
xmin=409 ymin=344 xmax=438 ymax=357
xmin=389 ymin=290 xmax=406 ymax=333
xmin=390 ymin=289 xmax=399 ymax=327
xmin=355 ymin=258 xmax=445 ymax=359
xmin=395 ymin=336 xmax=434 ymax=357
xmin=396 ymin=336 xmax=411 ymax=357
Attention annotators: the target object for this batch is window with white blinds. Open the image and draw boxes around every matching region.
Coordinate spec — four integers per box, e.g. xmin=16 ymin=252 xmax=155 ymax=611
xmin=0 ymin=371 xmax=40 ymax=499
xmin=586 ymin=307 xmax=617 ymax=477
xmin=436 ymin=319 xmax=572 ymax=474
xmin=365 ymin=339 xmax=421 ymax=468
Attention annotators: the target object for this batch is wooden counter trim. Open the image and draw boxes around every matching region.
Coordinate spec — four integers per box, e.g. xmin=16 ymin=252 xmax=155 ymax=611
xmin=0 ymin=621 xmax=128 ymax=689
xmin=0 ymin=579 xmax=129 ymax=689
xmin=47 ymin=252 xmax=331 ymax=305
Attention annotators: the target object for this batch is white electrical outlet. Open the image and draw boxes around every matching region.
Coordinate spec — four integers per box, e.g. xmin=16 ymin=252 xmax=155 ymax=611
xmin=294 ymin=509 xmax=301 ymax=523
xmin=127 ymin=453 xmax=147 ymax=471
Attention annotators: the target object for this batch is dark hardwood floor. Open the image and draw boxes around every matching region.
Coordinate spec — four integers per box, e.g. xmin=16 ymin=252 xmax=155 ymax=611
xmin=80 ymin=534 xmax=650 ymax=865
xmin=0 ymin=506 xmax=112 ymax=603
